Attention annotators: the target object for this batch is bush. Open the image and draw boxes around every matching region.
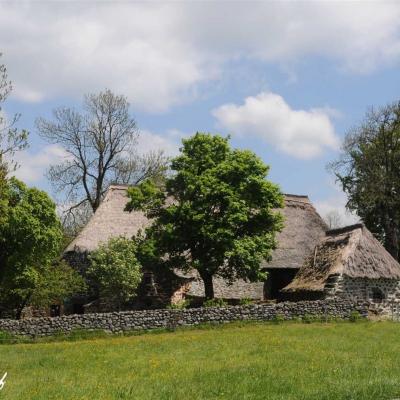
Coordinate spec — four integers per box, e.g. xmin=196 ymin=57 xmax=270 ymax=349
xmin=203 ymin=298 xmax=228 ymax=308
xmin=239 ymin=298 xmax=254 ymax=306
xmin=0 ymin=330 xmax=18 ymax=344
xmin=302 ymin=314 xmax=319 ymax=324
xmin=88 ymin=237 xmax=142 ymax=309
xmin=349 ymin=311 xmax=363 ymax=322
xmin=167 ymin=300 xmax=190 ymax=310
xmin=272 ymin=313 xmax=285 ymax=324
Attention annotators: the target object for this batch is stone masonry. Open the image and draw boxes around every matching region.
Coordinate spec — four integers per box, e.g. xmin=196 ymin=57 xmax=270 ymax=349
xmin=324 ymin=275 xmax=400 ymax=315
xmin=0 ymin=300 xmax=369 ymax=337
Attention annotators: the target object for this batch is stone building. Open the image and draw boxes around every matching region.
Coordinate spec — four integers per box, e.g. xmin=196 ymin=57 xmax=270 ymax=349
xmin=282 ymin=224 xmax=400 ymax=313
xmin=63 ymin=185 xmax=327 ymax=309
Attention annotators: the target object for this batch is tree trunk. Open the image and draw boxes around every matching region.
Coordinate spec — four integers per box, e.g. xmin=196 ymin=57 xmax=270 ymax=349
xmin=385 ymin=224 xmax=399 ymax=261
xmin=15 ymin=293 xmax=31 ymax=320
xmin=383 ymin=212 xmax=399 ymax=261
xmin=200 ymin=271 xmax=214 ymax=300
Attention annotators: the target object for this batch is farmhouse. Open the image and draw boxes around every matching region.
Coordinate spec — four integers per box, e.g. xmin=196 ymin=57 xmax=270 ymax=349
xmin=64 ymin=185 xmax=400 ymax=314
xmin=64 ymin=185 xmax=327 ymax=309
xmin=282 ymin=224 xmax=400 ymax=313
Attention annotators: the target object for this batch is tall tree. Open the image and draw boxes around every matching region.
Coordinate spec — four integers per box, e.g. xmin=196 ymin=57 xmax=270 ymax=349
xmin=36 ymin=89 xmax=167 ymax=226
xmin=329 ymin=102 xmax=400 ymax=260
xmin=0 ymin=53 xmax=28 ymax=172
xmin=126 ymin=133 xmax=283 ymax=299
xmin=0 ymin=178 xmax=84 ymax=319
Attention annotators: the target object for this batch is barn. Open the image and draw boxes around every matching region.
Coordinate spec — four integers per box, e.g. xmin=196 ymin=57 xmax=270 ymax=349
xmin=63 ymin=185 xmax=327 ymax=310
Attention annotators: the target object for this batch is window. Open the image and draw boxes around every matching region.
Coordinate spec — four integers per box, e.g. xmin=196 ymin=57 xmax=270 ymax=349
xmin=371 ymin=288 xmax=385 ymax=303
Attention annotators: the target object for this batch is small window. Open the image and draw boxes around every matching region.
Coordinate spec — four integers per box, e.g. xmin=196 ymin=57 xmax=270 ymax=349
xmin=371 ymin=288 xmax=385 ymax=303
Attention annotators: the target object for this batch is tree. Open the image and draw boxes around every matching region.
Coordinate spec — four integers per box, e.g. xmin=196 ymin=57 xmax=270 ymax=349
xmin=0 ymin=53 xmax=28 ymax=172
xmin=36 ymin=89 xmax=168 ymax=227
xmin=0 ymin=178 xmax=84 ymax=318
xmin=324 ymin=210 xmax=342 ymax=229
xmin=126 ymin=133 xmax=283 ymax=299
xmin=329 ymin=102 xmax=400 ymax=260
xmin=87 ymin=237 xmax=143 ymax=309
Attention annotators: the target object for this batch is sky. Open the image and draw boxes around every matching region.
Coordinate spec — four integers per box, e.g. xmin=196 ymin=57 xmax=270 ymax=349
xmin=2 ymin=1 xmax=400 ymax=225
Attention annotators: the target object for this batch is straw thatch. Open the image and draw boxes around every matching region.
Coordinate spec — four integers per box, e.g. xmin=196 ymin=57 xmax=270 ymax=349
xmin=64 ymin=186 xmax=328 ymax=301
xmin=65 ymin=185 xmax=149 ymax=253
xmin=283 ymin=224 xmax=400 ymax=293
xmin=65 ymin=187 xmax=327 ymax=269
xmin=262 ymin=194 xmax=327 ymax=270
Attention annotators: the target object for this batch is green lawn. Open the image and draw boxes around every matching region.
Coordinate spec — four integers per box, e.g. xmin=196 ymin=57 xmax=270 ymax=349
xmin=0 ymin=321 xmax=400 ymax=399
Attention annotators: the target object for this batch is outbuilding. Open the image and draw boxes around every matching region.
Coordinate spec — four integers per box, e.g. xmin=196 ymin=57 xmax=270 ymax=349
xmin=282 ymin=224 xmax=400 ymax=314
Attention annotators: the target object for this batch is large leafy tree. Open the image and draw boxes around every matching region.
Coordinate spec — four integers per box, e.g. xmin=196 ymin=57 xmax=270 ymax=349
xmin=127 ymin=133 xmax=283 ymax=299
xmin=329 ymin=102 xmax=400 ymax=260
xmin=0 ymin=178 xmax=84 ymax=318
xmin=36 ymin=89 xmax=167 ymax=231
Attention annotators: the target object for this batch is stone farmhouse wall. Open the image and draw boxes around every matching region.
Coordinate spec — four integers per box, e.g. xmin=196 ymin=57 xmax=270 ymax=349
xmin=325 ymin=276 xmax=400 ymax=315
xmin=0 ymin=300 xmax=369 ymax=337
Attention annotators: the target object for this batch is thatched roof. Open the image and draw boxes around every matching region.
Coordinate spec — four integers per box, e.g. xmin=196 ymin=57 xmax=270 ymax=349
xmin=65 ymin=187 xmax=327 ymax=271
xmin=283 ymin=224 xmax=400 ymax=293
xmin=65 ymin=185 xmax=149 ymax=253
xmin=262 ymin=194 xmax=327 ymax=269
xmin=64 ymin=186 xmax=328 ymax=300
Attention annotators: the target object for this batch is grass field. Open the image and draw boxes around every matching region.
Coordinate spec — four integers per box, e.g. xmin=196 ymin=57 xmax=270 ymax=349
xmin=0 ymin=321 xmax=400 ymax=399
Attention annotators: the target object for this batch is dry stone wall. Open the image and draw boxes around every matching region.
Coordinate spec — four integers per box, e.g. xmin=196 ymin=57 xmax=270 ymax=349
xmin=0 ymin=300 xmax=369 ymax=337
xmin=325 ymin=276 xmax=400 ymax=315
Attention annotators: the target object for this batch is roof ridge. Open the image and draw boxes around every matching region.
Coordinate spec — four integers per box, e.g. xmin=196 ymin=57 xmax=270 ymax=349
xmin=326 ymin=223 xmax=364 ymax=236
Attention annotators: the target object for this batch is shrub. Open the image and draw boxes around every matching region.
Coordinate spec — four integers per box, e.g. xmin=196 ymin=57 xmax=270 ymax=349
xmin=302 ymin=314 xmax=318 ymax=324
xmin=272 ymin=313 xmax=285 ymax=324
xmin=349 ymin=311 xmax=363 ymax=322
xmin=167 ymin=300 xmax=190 ymax=310
xmin=0 ymin=330 xmax=18 ymax=344
xmin=203 ymin=298 xmax=228 ymax=308
xmin=239 ymin=298 xmax=254 ymax=306
xmin=88 ymin=237 xmax=142 ymax=309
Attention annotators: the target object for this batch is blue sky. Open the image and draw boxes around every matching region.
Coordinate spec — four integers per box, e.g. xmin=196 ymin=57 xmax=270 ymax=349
xmin=2 ymin=1 xmax=400 ymax=224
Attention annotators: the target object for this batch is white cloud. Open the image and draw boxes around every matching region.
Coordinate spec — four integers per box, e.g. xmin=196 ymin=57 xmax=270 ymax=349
xmin=314 ymin=194 xmax=360 ymax=228
xmin=1 ymin=2 xmax=400 ymax=110
xmin=212 ymin=92 xmax=340 ymax=159
xmin=11 ymin=144 xmax=68 ymax=184
xmin=136 ymin=130 xmax=181 ymax=157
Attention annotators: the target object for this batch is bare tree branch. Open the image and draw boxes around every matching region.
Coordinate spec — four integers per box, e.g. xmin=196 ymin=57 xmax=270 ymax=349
xmin=0 ymin=54 xmax=28 ymax=171
xmin=37 ymin=89 xmax=169 ymax=232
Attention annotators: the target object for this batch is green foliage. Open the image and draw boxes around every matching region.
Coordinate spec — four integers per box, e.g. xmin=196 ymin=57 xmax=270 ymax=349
xmin=166 ymin=299 xmax=190 ymax=310
xmin=302 ymin=314 xmax=320 ymax=324
xmin=238 ymin=297 xmax=254 ymax=305
xmin=88 ymin=237 xmax=143 ymax=308
xmin=127 ymin=132 xmax=283 ymax=299
xmin=0 ymin=178 xmax=78 ymax=318
xmin=272 ymin=313 xmax=285 ymax=324
xmin=329 ymin=102 xmax=400 ymax=260
xmin=203 ymin=298 xmax=228 ymax=308
xmin=349 ymin=311 xmax=363 ymax=323
xmin=0 ymin=164 xmax=8 ymax=225
xmin=30 ymin=260 xmax=86 ymax=308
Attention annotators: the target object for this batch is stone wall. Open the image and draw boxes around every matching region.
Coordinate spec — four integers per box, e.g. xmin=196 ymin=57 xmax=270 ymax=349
xmin=325 ymin=276 xmax=400 ymax=315
xmin=0 ymin=300 xmax=369 ymax=337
